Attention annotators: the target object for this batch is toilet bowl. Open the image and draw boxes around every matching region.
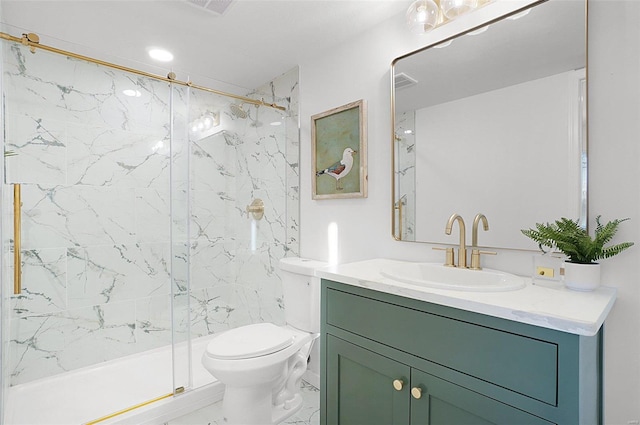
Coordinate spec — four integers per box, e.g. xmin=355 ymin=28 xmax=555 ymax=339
xmin=201 ymin=257 xmax=327 ymax=425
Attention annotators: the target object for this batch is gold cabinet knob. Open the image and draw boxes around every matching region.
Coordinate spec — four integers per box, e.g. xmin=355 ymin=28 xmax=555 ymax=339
xmin=411 ymin=387 xmax=422 ymax=399
xmin=392 ymin=379 xmax=404 ymax=391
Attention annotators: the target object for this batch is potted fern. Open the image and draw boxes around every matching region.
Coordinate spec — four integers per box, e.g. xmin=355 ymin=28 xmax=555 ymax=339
xmin=521 ymin=216 xmax=633 ymax=291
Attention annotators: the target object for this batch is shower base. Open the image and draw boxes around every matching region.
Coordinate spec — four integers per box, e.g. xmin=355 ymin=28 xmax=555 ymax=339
xmin=4 ymin=335 xmax=223 ymax=425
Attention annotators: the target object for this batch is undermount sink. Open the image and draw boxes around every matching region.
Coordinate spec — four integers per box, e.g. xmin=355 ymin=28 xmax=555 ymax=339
xmin=380 ymin=262 xmax=526 ymax=292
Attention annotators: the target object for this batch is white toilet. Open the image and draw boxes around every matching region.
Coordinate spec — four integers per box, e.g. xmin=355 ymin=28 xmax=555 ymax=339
xmin=202 ymin=257 xmax=327 ymax=425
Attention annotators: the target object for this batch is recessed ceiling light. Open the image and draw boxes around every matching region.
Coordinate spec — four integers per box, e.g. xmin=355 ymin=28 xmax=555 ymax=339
xmin=148 ymin=47 xmax=174 ymax=62
xmin=123 ymin=89 xmax=142 ymax=97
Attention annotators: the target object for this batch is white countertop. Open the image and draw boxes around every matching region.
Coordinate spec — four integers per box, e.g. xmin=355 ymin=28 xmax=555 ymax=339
xmin=317 ymin=258 xmax=617 ymax=337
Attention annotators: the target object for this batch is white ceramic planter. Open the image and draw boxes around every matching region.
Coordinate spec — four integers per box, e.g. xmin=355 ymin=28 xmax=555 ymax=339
xmin=563 ymin=262 xmax=601 ymax=291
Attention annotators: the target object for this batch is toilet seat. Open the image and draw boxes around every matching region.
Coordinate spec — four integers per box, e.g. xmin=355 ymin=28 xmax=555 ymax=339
xmin=206 ymin=323 xmax=294 ymax=360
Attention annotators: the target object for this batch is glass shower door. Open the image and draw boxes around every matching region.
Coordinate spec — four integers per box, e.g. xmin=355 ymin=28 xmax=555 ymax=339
xmin=1 ymin=39 xmax=176 ymax=424
xmin=180 ymin=84 xmax=291 ymax=392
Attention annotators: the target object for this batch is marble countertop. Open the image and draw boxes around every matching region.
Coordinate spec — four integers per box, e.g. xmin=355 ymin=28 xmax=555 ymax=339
xmin=317 ymin=258 xmax=616 ymax=337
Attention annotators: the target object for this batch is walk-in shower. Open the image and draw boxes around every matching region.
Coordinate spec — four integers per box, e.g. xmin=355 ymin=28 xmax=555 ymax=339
xmin=0 ymin=30 xmax=298 ymax=424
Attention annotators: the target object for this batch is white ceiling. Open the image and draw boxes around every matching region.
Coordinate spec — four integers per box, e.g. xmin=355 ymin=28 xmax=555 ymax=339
xmin=1 ymin=0 xmax=410 ymax=90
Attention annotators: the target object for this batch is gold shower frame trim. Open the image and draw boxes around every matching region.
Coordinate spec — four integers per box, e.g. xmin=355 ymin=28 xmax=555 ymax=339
xmin=84 ymin=387 xmax=185 ymax=425
xmin=0 ymin=32 xmax=286 ymax=111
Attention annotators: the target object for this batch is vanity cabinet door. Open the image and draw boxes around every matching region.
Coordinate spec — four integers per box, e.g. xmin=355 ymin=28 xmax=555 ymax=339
xmin=325 ymin=335 xmax=410 ymax=425
xmin=410 ymin=369 xmax=555 ymax=425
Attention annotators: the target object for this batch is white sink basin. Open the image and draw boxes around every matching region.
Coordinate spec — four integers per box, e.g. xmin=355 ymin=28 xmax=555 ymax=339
xmin=380 ymin=263 xmax=525 ymax=292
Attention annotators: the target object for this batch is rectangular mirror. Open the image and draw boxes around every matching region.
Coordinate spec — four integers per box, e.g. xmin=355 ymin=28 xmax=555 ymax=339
xmin=392 ymin=0 xmax=587 ymax=250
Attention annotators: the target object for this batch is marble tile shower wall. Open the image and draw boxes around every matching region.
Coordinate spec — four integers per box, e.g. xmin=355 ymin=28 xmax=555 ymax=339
xmin=183 ymin=85 xmax=294 ymax=339
xmin=395 ymin=111 xmax=415 ymax=240
xmin=2 ymin=43 xmax=299 ymax=386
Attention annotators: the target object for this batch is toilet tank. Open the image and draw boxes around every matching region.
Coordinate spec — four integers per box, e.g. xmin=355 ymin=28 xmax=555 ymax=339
xmin=279 ymin=257 xmax=328 ymax=333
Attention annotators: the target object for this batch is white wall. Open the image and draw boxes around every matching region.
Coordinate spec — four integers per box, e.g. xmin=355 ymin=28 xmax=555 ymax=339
xmin=414 ymin=70 xmax=582 ymax=248
xmin=299 ymin=1 xmax=640 ymax=423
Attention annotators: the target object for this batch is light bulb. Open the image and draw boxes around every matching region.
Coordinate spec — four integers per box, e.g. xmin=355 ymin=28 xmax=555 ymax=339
xmin=440 ymin=0 xmax=477 ymax=20
xmin=406 ymin=0 xmax=439 ymax=34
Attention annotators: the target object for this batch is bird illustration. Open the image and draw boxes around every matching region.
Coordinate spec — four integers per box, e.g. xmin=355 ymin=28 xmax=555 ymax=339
xmin=316 ymin=147 xmax=357 ymax=190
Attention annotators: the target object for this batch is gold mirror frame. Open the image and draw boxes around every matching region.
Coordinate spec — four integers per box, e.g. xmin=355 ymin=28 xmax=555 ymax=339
xmin=391 ymin=0 xmax=587 ymax=250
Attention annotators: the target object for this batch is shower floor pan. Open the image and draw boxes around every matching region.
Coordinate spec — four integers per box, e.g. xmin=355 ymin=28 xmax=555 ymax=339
xmin=4 ymin=335 xmax=223 ymax=425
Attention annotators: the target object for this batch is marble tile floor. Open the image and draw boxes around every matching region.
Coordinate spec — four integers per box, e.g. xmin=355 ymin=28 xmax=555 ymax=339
xmin=166 ymin=381 xmax=320 ymax=425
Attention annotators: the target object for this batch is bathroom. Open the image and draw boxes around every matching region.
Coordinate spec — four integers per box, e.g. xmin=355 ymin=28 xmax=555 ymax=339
xmin=1 ymin=0 xmax=639 ymax=424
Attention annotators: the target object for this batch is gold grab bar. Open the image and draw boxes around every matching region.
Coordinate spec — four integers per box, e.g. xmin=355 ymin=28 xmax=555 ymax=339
xmin=13 ymin=184 xmax=21 ymax=295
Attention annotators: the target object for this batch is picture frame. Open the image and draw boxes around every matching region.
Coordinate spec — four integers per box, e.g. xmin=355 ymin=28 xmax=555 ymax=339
xmin=311 ymin=99 xmax=368 ymax=200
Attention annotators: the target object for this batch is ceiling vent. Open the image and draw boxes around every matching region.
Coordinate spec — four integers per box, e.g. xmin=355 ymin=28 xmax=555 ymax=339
xmin=394 ymin=72 xmax=418 ymax=90
xmin=184 ymin=0 xmax=234 ymax=16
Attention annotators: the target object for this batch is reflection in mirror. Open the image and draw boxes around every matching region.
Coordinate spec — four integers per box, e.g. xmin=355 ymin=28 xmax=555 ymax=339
xmin=392 ymin=0 xmax=586 ymax=251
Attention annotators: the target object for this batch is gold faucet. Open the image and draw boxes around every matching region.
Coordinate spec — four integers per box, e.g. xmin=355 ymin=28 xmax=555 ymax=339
xmin=445 ymin=213 xmax=467 ymax=268
xmin=472 ymin=213 xmax=489 ymax=248
xmin=470 ymin=213 xmax=496 ymax=270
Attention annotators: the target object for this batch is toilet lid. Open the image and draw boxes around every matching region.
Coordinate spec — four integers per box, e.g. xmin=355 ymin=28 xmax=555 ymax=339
xmin=206 ymin=323 xmax=294 ymax=360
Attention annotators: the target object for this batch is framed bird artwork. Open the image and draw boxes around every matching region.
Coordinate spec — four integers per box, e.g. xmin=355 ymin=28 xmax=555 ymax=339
xmin=311 ymin=99 xmax=368 ymax=200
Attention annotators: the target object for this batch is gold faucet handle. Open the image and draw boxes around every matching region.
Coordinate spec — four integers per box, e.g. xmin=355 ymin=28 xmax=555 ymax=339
xmin=469 ymin=249 xmax=497 ymax=270
xmin=433 ymin=247 xmax=455 ymax=267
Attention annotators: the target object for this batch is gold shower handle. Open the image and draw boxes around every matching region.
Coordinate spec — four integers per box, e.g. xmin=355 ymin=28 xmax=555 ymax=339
xmin=394 ymin=197 xmax=405 ymax=240
xmin=246 ymin=198 xmax=264 ymax=220
xmin=13 ymin=183 xmax=22 ymax=294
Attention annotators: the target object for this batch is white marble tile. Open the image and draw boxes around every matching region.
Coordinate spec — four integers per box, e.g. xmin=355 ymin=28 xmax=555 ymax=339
xmin=135 ymin=294 xmax=173 ymax=351
xmin=190 ymin=131 xmax=237 ymax=193
xmin=9 ymin=313 xmax=67 ymax=385
xmin=189 ymin=241 xmax=235 ymax=291
xmin=4 ymin=114 xmax=67 ymax=185
xmin=20 ymin=184 xmax=136 ymax=249
xmin=9 ymin=301 xmax=137 ymax=385
xmin=66 ymin=124 xmax=170 ymax=188
xmin=58 ymin=302 xmax=138 ymax=370
xmin=11 ymin=248 xmax=67 ymax=316
xmin=190 ymin=189 xmax=231 ymax=242
xmin=135 ymin=187 xmax=171 ymax=243
xmin=188 ymin=285 xmax=253 ymax=337
xmin=67 ymin=243 xmax=170 ymax=308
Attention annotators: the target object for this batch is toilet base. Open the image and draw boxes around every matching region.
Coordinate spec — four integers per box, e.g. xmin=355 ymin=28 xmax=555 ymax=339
xmin=221 ymin=381 xmax=304 ymax=425
xmin=218 ymin=340 xmax=313 ymax=425
xmin=272 ymin=393 xmax=303 ymax=424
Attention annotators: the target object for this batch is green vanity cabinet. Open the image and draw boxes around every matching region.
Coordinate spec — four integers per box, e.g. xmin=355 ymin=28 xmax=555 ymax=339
xmin=326 ymin=335 xmax=410 ymax=425
xmin=320 ymin=280 xmax=602 ymax=425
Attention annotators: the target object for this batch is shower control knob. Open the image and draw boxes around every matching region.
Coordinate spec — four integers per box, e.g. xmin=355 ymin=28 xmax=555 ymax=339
xmin=392 ymin=379 xmax=404 ymax=391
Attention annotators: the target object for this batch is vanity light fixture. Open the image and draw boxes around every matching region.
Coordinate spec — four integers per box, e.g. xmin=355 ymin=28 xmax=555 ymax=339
xmin=406 ymin=0 xmax=493 ymax=34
